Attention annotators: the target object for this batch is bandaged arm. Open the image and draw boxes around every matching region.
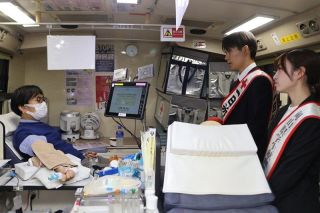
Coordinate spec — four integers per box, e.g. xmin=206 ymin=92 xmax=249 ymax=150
xmin=31 ymin=141 xmax=77 ymax=170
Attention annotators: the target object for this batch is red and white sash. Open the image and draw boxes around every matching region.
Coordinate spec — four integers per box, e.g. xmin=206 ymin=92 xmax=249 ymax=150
xmin=263 ymin=102 xmax=320 ymax=179
xmin=221 ymin=69 xmax=272 ymax=123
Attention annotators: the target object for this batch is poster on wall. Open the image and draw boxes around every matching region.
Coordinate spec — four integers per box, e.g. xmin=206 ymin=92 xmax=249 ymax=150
xmin=96 ymin=74 xmax=113 ymax=111
xmin=96 ymin=44 xmax=115 ymax=72
xmin=65 ymin=70 xmax=94 ymax=105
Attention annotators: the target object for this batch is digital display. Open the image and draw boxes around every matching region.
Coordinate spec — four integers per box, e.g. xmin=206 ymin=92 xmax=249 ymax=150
xmin=105 ymin=82 xmax=149 ymax=120
xmin=109 ymin=86 xmax=142 ymax=114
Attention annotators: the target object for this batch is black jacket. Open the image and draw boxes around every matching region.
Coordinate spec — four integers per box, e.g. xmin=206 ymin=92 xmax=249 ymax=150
xmin=267 ymin=95 xmax=320 ymax=213
xmin=224 ymin=71 xmax=273 ymax=161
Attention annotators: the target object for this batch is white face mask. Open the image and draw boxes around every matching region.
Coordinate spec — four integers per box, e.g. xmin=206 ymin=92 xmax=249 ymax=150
xmin=25 ymin=102 xmax=48 ymax=120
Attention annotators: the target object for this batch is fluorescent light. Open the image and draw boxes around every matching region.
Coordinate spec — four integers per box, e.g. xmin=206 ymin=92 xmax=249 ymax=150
xmin=23 ymin=24 xmax=40 ymax=27
xmin=117 ymin=0 xmax=138 ymax=4
xmin=0 ymin=2 xmax=35 ymax=24
xmin=225 ymin=16 xmax=274 ymax=35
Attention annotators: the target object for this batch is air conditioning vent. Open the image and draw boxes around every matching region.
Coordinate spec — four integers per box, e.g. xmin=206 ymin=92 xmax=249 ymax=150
xmin=0 ymin=28 xmax=23 ymax=54
xmin=164 ymin=18 xmax=214 ymax=29
xmin=296 ymin=17 xmax=320 ymax=38
xmin=256 ymin=38 xmax=267 ymax=52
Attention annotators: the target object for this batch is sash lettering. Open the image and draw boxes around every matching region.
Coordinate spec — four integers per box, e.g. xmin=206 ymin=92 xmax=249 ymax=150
xmin=263 ymin=102 xmax=320 ymax=179
xmin=222 ymin=69 xmax=272 ymax=123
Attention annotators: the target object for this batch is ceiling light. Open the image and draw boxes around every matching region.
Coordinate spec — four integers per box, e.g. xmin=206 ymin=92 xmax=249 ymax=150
xmin=225 ymin=16 xmax=274 ymax=35
xmin=23 ymin=24 xmax=40 ymax=27
xmin=117 ymin=0 xmax=138 ymax=4
xmin=0 ymin=2 xmax=35 ymax=24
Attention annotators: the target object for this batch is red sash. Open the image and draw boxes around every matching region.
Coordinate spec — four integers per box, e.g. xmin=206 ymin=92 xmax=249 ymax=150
xmin=221 ymin=68 xmax=272 ymax=123
xmin=263 ymin=102 xmax=320 ymax=179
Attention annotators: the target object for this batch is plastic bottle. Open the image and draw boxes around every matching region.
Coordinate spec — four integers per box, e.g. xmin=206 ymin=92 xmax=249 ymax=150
xmin=116 ymin=125 xmax=124 ymax=146
xmin=96 ymin=167 xmax=119 ymax=177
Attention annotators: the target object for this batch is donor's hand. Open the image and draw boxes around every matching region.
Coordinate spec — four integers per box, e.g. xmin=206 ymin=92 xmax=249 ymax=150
xmin=84 ymin=151 xmax=98 ymax=158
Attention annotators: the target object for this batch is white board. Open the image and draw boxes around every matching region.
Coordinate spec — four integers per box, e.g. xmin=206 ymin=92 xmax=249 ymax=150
xmin=47 ymin=35 xmax=96 ymax=70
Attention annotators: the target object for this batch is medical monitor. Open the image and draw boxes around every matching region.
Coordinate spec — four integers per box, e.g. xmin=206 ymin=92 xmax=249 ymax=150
xmin=105 ymin=82 xmax=149 ymax=120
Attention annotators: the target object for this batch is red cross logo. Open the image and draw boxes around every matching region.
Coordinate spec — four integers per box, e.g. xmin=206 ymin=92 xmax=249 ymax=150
xmin=240 ymin=79 xmax=248 ymax=89
xmin=160 ymin=103 xmax=164 ymax=113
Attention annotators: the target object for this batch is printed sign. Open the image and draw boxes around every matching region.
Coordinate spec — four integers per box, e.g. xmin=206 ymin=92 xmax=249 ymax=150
xmin=280 ymin=32 xmax=302 ymax=44
xmin=138 ymin=64 xmax=154 ymax=80
xmin=161 ymin=25 xmax=185 ymax=42
xmin=193 ymin=40 xmax=206 ymax=48
xmin=271 ymin=32 xmax=281 ymax=46
xmin=96 ymin=44 xmax=114 ymax=72
xmin=65 ymin=70 xmax=94 ymax=106
xmin=113 ymin=68 xmax=128 ymax=81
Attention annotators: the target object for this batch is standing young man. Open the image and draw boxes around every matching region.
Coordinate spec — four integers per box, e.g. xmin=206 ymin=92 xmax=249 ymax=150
xmin=221 ymin=31 xmax=273 ymax=161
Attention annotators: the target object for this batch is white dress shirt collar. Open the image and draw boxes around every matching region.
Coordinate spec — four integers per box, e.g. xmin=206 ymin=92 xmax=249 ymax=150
xmin=238 ymin=62 xmax=257 ymax=81
xmin=20 ymin=119 xmax=39 ymax=123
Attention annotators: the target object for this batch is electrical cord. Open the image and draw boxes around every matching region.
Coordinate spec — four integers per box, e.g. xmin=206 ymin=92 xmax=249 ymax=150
xmin=112 ymin=117 xmax=141 ymax=149
xmin=14 ymin=166 xmax=42 ymax=181
xmin=119 ymin=118 xmax=125 ymax=129
xmin=144 ymin=113 xmax=147 ymax=131
xmin=30 ymin=192 xmax=36 ymax=211
xmin=9 ymin=171 xmax=38 ymax=212
xmin=119 ymin=117 xmax=141 ymax=148
xmin=134 ymin=119 xmax=137 ymax=137
xmin=9 ymin=171 xmax=20 ymax=188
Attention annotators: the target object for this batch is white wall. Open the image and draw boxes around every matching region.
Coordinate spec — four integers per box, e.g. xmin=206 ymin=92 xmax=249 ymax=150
xmin=8 ymin=40 xmax=162 ymax=138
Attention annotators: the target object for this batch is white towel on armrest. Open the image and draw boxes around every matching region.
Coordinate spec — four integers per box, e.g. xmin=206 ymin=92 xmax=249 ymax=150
xmin=34 ymin=154 xmax=90 ymax=189
xmin=170 ymin=122 xmax=257 ymax=156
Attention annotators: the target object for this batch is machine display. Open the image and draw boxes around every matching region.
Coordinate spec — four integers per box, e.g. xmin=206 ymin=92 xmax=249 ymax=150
xmin=105 ymin=82 xmax=149 ymax=120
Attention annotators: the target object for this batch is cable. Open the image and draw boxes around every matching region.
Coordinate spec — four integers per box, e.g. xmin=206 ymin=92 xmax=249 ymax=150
xmin=119 ymin=118 xmax=125 ymax=129
xmin=9 ymin=171 xmax=20 ymax=188
xmin=119 ymin=118 xmax=141 ymax=147
xmin=14 ymin=167 xmax=42 ymax=181
xmin=134 ymin=119 xmax=136 ymax=137
xmin=112 ymin=117 xmax=141 ymax=149
xmin=30 ymin=192 xmax=36 ymax=211
xmin=144 ymin=113 xmax=147 ymax=131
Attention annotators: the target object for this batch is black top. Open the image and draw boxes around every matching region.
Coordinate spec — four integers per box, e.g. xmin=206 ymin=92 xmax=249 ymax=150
xmin=224 ymin=71 xmax=273 ymax=161
xmin=267 ymin=95 xmax=320 ymax=213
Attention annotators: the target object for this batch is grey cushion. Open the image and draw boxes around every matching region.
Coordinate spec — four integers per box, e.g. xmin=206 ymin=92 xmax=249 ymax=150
xmin=167 ymin=205 xmax=278 ymax=213
xmin=164 ymin=193 xmax=275 ymax=211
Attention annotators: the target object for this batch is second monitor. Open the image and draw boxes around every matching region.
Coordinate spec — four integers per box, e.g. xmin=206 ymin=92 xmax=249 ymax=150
xmin=105 ymin=82 xmax=149 ymax=120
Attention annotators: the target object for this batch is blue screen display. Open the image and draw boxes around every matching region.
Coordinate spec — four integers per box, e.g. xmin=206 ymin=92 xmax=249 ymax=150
xmin=109 ymin=86 xmax=143 ymax=114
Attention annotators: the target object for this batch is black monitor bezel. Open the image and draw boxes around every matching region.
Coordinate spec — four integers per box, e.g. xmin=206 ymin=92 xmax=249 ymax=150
xmin=104 ymin=81 xmax=149 ymax=120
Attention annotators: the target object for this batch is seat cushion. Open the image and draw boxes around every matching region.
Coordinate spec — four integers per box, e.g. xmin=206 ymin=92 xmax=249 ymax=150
xmin=167 ymin=205 xmax=278 ymax=213
xmin=164 ymin=193 xmax=275 ymax=211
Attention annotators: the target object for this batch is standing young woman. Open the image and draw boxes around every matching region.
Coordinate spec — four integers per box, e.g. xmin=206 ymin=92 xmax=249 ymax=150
xmin=263 ymin=49 xmax=320 ymax=213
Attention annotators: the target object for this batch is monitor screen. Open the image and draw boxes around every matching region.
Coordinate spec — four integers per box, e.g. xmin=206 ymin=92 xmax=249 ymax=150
xmin=105 ymin=82 xmax=149 ymax=120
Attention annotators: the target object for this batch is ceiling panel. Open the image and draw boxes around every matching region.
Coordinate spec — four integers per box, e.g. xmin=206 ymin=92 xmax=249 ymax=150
xmin=43 ymin=0 xmax=106 ymax=12
xmin=0 ymin=0 xmax=319 ymax=40
xmin=220 ymin=0 xmax=320 ymax=13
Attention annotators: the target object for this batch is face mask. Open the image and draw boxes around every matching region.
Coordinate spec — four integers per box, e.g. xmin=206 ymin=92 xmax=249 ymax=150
xmin=25 ymin=102 xmax=48 ymax=120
